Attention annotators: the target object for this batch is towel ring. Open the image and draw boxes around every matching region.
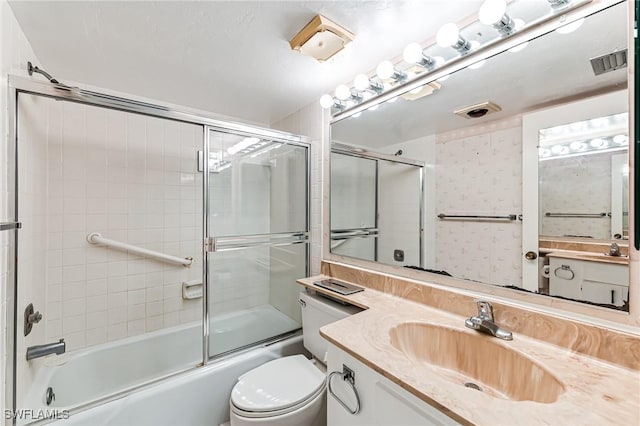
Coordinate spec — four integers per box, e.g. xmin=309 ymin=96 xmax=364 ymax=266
xmin=328 ymin=370 xmax=361 ymax=415
xmin=554 ymin=265 xmax=575 ymax=280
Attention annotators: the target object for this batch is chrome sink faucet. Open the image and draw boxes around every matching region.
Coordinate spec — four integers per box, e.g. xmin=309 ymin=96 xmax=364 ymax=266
xmin=465 ymin=301 xmax=513 ymax=340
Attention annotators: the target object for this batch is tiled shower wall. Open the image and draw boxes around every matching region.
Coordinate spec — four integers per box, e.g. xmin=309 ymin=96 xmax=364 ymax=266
xmin=18 ymin=95 xmax=205 ymax=354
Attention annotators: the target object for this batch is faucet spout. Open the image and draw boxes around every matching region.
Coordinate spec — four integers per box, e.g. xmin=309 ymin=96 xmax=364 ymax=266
xmin=465 ymin=301 xmax=513 ymax=340
xmin=26 ymin=339 xmax=65 ymax=361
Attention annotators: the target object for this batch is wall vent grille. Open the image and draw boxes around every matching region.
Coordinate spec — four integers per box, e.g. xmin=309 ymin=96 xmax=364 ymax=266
xmin=590 ymin=49 xmax=627 ymax=76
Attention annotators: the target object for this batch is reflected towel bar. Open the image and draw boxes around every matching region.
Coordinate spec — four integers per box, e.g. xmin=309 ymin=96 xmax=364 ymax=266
xmin=545 ymin=212 xmax=610 ymax=218
xmin=87 ymin=232 xmax=193 ymax=267
xmin=437 ymin=214 xmax=519 ymax=221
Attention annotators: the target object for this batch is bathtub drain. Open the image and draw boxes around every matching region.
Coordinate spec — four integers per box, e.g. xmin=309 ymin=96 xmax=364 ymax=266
xmin=45 ymin=387 xmax=55 ymax=406
xmin=464 ymin=382 xmax=483 ymax=392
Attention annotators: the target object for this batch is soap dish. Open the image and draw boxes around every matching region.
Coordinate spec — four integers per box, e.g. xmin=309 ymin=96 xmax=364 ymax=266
xmin=313 ymin=278 xmax=364 ymax=295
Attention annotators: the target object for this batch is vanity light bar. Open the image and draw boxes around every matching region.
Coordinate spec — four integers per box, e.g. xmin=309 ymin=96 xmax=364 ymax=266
xmin=320 ymin=0 xmax=591 ymax=116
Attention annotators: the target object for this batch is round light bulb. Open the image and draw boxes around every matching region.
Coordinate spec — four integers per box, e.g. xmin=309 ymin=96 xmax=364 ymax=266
xmin=354 ymin=74 xmax=370 ymax=91
xmin=551 ymin=145 xmax=565 ymax=154
xmin=613 ymin=134 xmax=628 ymax=145
xmin=436 ymin=23 xmax=460 ymax=47
xmin=479 ymin=0 xmax=507 ymax=25
xmin=403 ymin=43 xmax=423 ymax=64
xmin=569 ymin=141 xmax=586 ymax=151
xmin=555 ymin=18 xmax=584 ymax=34
xmin=376 ymin=60 xmax=395 ymax=80
xmin=590 ymin=138 xmax=607 ymax=148
xmin=335 ymin=84 xmax=351 ymax=101
xmin=319 ymin=94 xmax=334 ymax=109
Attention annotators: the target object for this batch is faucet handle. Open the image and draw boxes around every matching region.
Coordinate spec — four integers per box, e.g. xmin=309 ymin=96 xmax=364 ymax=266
xmin=476 ymin=301 xmax=494 ymax=321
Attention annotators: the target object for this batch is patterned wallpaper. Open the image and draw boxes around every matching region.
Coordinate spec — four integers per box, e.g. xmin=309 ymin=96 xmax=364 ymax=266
xmin=435 ymin=124 xmax=523 ymax=287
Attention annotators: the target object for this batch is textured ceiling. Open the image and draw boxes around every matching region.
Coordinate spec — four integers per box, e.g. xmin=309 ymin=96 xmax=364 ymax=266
xmin=9 ymin=0 xmax=484 ymax=125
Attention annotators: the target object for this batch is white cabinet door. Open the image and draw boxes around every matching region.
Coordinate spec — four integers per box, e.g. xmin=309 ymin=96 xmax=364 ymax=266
xmin=326 ymin=343 xmax=460 ymax=426
xmin=548 ymin=258 xmax=582 ymax=299
xmin=581 ymin=281 xmax=628 ymax=306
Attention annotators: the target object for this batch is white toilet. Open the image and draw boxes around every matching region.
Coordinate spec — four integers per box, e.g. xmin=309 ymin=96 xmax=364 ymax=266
xmin=229 ymin=291 xmax=361 ymax=426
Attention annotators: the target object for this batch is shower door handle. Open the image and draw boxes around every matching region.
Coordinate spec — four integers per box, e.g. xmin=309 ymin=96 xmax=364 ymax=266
xmin=0 ymin=222 xmax=21 ymax=231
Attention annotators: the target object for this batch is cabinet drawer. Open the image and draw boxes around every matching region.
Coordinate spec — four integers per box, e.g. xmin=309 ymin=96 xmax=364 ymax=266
xmin=581 ymin=281 xmax=628 ymax=306
xmin=582 ymin=262 xmax=628 ymax=287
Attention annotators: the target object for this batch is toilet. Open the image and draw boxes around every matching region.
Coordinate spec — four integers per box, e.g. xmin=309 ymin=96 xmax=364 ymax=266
xmin=229 ymin=291 xmax=361 ymax=426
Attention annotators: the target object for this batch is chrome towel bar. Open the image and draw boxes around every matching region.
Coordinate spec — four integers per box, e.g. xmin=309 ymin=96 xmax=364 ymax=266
xmin=437 ymin=214 xmax=520 ymax=221
xmin=328 ymin=366 xmax=361 ymax=415
xmin=545 ymin=212 xmax=610 ymax=218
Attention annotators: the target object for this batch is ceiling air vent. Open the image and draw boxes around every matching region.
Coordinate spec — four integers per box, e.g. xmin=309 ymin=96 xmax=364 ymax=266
xmin=590 ymin=49 xmax=627 ymax=76
xmin=454 ymin=101 xmax=502 ymax=119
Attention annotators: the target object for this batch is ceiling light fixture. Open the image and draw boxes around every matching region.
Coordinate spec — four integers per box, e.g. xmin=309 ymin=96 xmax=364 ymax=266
xmin=376 ymin=60 xmax=407 ymax=82
xmin=289 ymin=15 xmax=355 ymax=62
xmin=403 ymin=43 xmax=435 ymax=68
xmin=479 ymin=0 xmax=516 ymax=36
xmin=436 ymin=23 xmax=471 ymax=54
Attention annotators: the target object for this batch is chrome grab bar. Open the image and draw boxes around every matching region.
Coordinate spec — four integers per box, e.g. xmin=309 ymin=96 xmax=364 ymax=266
xmin=437 ymin=214 xmax=519 ymax=221
xmin=87 ymin=232 xmax=193 ymax=267
xmin=330 ymin=228 xmax=379 ymax=240
xmin=545 ymin=212 xmax=610 ymax=218
xmin=328 ymin=366 xmax=361 ymax=415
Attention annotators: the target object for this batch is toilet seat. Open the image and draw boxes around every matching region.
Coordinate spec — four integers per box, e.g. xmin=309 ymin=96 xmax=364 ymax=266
xmin=230 ymin=355 xmax=325 ymax=419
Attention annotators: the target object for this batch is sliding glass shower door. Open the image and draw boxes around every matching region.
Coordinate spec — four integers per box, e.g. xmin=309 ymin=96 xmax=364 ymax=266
xmin=204 ymin=128 xmax=309 ymax=358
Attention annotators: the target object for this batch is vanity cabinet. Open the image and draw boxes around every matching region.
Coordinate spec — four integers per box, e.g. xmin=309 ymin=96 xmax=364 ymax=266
xmin=326 ymin=343 xmax=460 ymax=426
xmin=548 ymin=257 xmax=628 ymax=306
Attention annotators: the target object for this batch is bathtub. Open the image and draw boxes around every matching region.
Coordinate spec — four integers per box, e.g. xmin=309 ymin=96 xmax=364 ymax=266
xmin=21 ymin=305 xmax=302 ymax=425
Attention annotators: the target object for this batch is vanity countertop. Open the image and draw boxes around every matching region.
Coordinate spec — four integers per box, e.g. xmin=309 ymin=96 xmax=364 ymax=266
xmin=297 ymin=275 xmax=640 ymax=425
xmin=545 ymin=250 xmax=629 ymax=265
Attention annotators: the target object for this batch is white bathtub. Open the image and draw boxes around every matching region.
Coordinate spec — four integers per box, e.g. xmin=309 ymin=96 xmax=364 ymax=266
xmin=21 ymin=305 xmax=302 ymax=425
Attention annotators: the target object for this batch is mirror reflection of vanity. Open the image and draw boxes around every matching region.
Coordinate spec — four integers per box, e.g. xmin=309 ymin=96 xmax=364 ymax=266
xmin=328 ymin=0 xmax=631 ymax=312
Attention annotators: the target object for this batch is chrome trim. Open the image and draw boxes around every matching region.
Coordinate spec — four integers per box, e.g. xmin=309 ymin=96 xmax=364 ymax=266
xmin=419 ymin=166 xmax=425 ymax=268
xmin=0 ymin=222 xmax=21 ymax=231
xmin=212 ymin=232 xmax=309 ymax=252
xmin=330 ymin=228 xmax=379 ymax=240
xmin=202 ymin=127 xmax=211 ymax=364
xmin=331 ymin=144 xmax=425 ymax=167
xmin=330 ymin=0 xmax=603 ymax=123
xmin=8 ymin=76 xmax=310 ymax=146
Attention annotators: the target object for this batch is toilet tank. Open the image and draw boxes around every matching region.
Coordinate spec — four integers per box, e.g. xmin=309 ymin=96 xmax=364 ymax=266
xmin=300 ymin=291 xmax=362 ymax=362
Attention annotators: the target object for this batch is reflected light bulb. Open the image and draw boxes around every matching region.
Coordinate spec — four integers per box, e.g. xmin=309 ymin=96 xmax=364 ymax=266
xmin=403 ymin=43 xmax=423 ymax=64
xmin=551 ymin=145 xmax=565 ymax=154
xmin=376 ymin=60 xmax=395 ymax=79
xmin=319 ymin=94 xmax=334 ymax=109
xmin=613 ymin=134 xmax=628 ymax=145
xmin=479 ymin=0 xmax=507 ymax=25
xmin=569 ymin=141 xmax=586 ymax=151
xmin=335 ymin=84 xmax=351 ymax=101
xmin=590 ymin=138 xmax=607 ymax=148
xmin=555 ymin=18 xmax=584 ymax=34
xmin=436 ymin=23 xmax=460 ymax=47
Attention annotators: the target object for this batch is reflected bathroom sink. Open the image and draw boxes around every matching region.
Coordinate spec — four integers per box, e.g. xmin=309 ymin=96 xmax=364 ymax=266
xmin=389 ymin=322 xmax=565 ymax=403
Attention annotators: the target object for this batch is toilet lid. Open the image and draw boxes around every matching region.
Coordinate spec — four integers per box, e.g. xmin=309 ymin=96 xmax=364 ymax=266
xmin=231 ymin=355 xmax=325 ymax=413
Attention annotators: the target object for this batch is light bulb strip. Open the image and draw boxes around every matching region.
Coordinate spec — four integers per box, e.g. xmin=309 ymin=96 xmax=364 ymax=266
xmin=326 ymin=0 xmax=593 ymax=121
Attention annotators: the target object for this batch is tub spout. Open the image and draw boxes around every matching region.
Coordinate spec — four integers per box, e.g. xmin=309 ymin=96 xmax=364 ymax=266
xmin=26 ymin=339 xmax=65 ymax=361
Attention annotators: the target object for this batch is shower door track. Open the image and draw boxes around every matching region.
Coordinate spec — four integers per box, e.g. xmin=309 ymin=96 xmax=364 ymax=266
xmin=6 ymin=76 xmax=311 ymax=425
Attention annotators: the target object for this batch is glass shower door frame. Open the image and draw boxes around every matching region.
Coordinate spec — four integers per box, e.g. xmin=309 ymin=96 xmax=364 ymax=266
xmin=202 ymin=125 xmax=310 ymax=362
xmin=5 ymin=76 xmax=310 ymax=423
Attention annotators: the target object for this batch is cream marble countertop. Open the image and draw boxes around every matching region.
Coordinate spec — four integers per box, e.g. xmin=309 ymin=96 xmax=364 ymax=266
xmin=545 ymin=250 xmax=629 ymax=265
xmin=297 ymin=275 xmax=640 ymax=425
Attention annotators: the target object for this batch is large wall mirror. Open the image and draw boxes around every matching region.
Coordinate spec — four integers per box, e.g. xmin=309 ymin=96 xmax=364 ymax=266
xmin=329 ymin=0 xmax=631 ymax=312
